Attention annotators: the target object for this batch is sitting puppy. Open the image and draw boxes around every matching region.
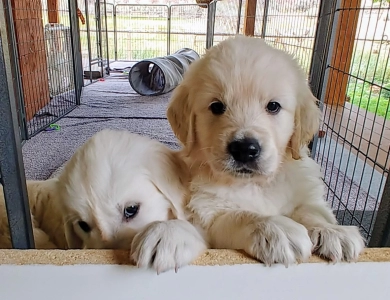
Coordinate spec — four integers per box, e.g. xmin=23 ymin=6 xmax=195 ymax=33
xmin=57 ymin=129 xmax=207 ymax=272
xmin=0 ymin=178 xmax=63 ymax=249
xmin=166 ymin=35 xmax=365 ymax=265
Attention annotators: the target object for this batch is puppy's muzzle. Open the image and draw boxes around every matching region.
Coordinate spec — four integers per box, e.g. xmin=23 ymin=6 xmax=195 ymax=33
xmin=228 ymin=138 xmax=261 ymax=164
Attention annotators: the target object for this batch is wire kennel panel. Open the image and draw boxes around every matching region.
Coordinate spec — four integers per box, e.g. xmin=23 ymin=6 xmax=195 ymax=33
xmin=256 ymin=0 xmax=321 ymax=73
xmin=45 ymin=24 xmax=75 ymax=98
xmin=114 ymin=4 xmax=169 ymax=61
xmin=212 ymin=0 xmax=243 ymax=45
xmin=78 ymin=0 xmax=99 ymax=84
xmin=78 ymin=1 xmax=111 ymax=85
xmin=169 ymin=3 xmax=209 ymax=56
xmin=313 ymin=0 xmax=390 ymax=245
xmin=211 ymin=0 xmax=320 ymax=73
xmin=7 ymin=0 xmax=81 ymax=139
xmin=104 ymin=2 xmax=115 ymax=66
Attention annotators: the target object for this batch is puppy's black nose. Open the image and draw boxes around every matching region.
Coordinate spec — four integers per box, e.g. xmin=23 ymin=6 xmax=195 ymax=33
xmin=228 ymin=138 xmax=261 ymax=163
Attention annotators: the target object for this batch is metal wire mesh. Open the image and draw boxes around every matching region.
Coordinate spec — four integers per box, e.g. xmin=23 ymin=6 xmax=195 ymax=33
xmin=114 ymin=4 xmax=169 ymax=60
xmin=251 ymin=0 xmax=319 ymax=73
xmin=78 ymin=0 xmax=100 ymax=84
xmin=11 ymin=0 xmax=79 ymax=138
xmin=210 ymin=0 xmax=320 ymax=73
xmin=77 ymin=1 xmax=111 ymax=85
xmin=212 ymin=0 xmax=242 ymax=44
xmin=169 ymin=4 xmax=208 ymax=55
xmin=314 ymin=0 xmax=390 ymax=242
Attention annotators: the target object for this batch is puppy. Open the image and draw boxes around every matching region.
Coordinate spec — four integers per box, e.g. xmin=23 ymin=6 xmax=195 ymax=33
xmin=0 ymin=178 xmax=64 ymax=249
xmin=57 ymin=129 xmax=207 ymax=272
xmin=1 ymin=130 xmax=207 ymax=270
xmin=167 ymin=35 xmax=365 ymax=265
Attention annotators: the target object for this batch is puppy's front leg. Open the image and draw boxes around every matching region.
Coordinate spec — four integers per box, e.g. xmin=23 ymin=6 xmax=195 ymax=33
xmin=290 ymin=204 xmax=365 ymax=262
xmin=207 ymin=211 xmax=312 ymax=266
xmin=131 ymin=219 xmax=208 ymax=274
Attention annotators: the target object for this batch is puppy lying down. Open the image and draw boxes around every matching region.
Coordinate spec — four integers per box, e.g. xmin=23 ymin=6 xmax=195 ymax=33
xmin=0 ymin=130 xmax=207 ymax=272
xmin=0 ymin=179 xmax=62 ymax=249
xmin=58 ymin=129 xmax=206 ymax=271
xmin=165 ymin=35 xmax=365 ymax=266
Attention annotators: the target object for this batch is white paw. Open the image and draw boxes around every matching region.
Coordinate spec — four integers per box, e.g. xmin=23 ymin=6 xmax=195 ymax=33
xmin=245 ymin=216 xmax=313 ymax=266
xmin=130 ymin=220 xmax=207 ymax=274
xmin=310 ymin=225 xmax=365 ymax=262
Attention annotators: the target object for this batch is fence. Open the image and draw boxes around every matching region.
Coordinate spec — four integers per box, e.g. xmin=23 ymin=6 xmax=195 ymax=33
xmin=1 ymin=0 xmax=83 ymax=139
xmin=310 ymin=0 xmax=390 ymax=245
xmin=1 ymin=0 xmax=390 ymax=248
xmin=89 ymin=1 xmax=319 ymax=74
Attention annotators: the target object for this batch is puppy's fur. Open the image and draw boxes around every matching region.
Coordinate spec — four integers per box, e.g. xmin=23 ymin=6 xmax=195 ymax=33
xmin=0 ymin=178 xmax=64 ymax=249
xmin=167 ymin=35 xmax=365 ymax=265
xmin=57 ymin=129 xmax=207 ymax=271
xmin=1 ymin=130 xmax=207 ymax=271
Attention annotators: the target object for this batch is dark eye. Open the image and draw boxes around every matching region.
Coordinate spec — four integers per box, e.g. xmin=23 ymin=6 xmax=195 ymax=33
xmin=266 ymin=101 xmax=281 ymax=114
xmin=78 ymin=221 xmax=91 ymax=233
xmin=209 ymin=100 xmax=226 ymax=115
xmin=124 ymin=205 xmax=140 ymax=220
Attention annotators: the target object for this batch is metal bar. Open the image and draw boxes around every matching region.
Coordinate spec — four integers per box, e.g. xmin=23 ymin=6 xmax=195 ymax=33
xmin=167 ymin=5 xmax=171 ymax=55
xmin=85 ymin=0 xmax=93 ymax=83
xmin=236 ymin=0 xmax=243 ymax=34
xmin=114 ymin=3 xmax=117 ymax=61
xmin=260 ymin=0 xmax=270 ymax=39
xmin=0 ymin=1 xmax=35 ymax=249
xmin=103 ymin=0 xmax=110 ymax=74
xmin=369 ymin=174 xmax=390 ymax=247
xmin=68 ymin=0 xmax=83 ymax=104
xmin=206 ymin=1 xmax=217 ymax=49
xmin=308 ymin=0 xmax=339 ymax=157
xmin=96 ymin=0 xmax=104 ymax=75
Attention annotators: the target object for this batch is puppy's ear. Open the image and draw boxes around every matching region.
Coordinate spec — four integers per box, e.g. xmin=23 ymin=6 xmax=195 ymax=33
xmin=290 ymin=87 xmax=321 ymax=159
xmin=167 ymin=84 xmax=196 ymax=151
xmin=150 ymin=151 xmax=188 ymax=221
xmin=64 ymin=222 xmax=83 ymax=249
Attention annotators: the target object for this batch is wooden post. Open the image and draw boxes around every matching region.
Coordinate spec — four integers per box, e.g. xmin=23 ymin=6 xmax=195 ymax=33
xmin=244 ymin=0 xmax=257 ymax=36
xmin=11 ymin=0 xmax=51 ymax=121
xmin=48 ymin=0 xmax=59 ymax=23
xmin=325 ymin=0 xmax=361 ymax=106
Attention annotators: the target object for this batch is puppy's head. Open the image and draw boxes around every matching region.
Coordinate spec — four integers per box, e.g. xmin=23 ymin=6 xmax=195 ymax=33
xmin=167 ymin=35 xmax=320 ymax=180
xmin=57 ymin=129 xmax=187 ymax=249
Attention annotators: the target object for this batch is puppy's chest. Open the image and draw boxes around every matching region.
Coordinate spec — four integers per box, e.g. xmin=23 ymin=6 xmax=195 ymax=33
xmin=193 ymin=182 xmax=294 ymax=216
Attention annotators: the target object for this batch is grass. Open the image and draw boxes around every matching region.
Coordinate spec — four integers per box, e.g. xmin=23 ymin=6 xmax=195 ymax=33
xmin=347 ymin=81 xmax=390 ymax=119
xmin=347 ymin=42 xmax=390 ymax=119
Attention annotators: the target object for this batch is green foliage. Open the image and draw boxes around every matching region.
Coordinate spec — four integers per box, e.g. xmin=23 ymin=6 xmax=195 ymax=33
xmin=347 ymin=42 xmax=390 ymax=119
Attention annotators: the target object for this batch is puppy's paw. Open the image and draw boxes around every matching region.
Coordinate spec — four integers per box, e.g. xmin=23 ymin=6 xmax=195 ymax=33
xmin=130 ymin=220 xmax=207 ymax=274
xmin=309 ymin=225 xmax=365 ymax=262
xmin=245 ymin=216 xmax=312 ymax=266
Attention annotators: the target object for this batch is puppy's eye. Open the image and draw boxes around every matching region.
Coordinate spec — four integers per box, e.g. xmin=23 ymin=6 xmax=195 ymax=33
xmin=78 ymin=221 xmax=91 ymax=233
xmin=266 ymin=101 xmax=281 ymax=114
xmin=124 ymin=204 xmax=140 ymax=220
xmin=209 ymin=100 xmax=226 ymax=115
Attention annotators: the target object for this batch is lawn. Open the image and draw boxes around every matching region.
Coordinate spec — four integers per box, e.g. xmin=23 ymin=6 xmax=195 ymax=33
xmin=347 ymin=41 xmax=390 ymax=119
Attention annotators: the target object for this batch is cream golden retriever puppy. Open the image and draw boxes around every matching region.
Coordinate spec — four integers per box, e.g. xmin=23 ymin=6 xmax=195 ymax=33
xmin=1 ymin=130 xmax=206 ymax=272
xmin=0 ymin=178 xmax=63 ymax=249
xmin=57 ymin=129 xmax=207 ymax=272
xmin=166 ymin=35 xmax=365 ymax=266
